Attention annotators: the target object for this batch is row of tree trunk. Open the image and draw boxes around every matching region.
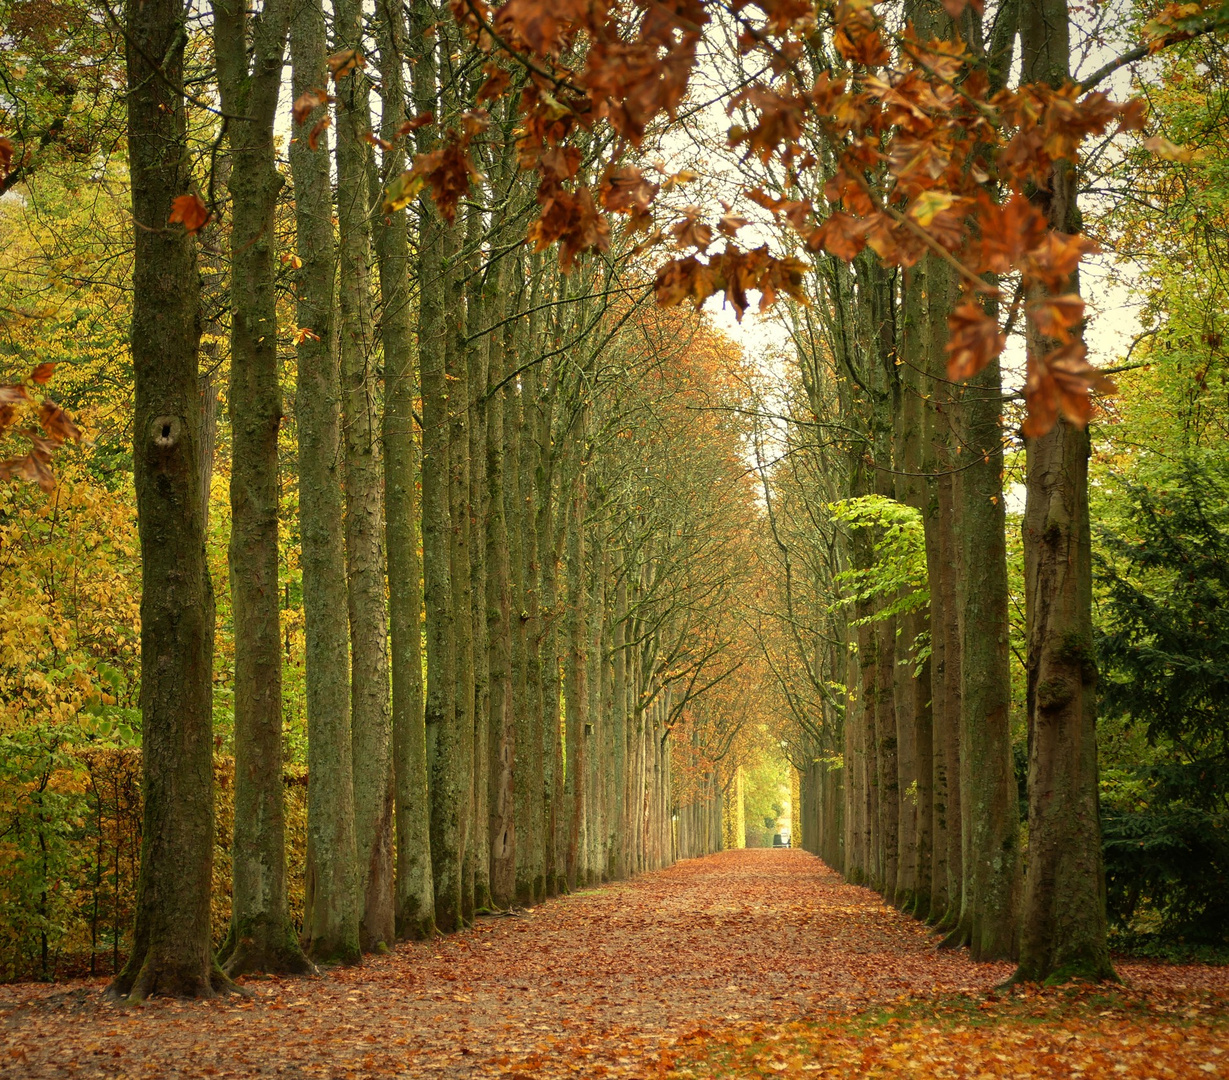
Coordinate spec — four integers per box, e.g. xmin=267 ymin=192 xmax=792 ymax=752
xmin=114 ymin=0 xmax=745 ymax=997
xmin=777 ymin=0 xmax=1115 ymax=986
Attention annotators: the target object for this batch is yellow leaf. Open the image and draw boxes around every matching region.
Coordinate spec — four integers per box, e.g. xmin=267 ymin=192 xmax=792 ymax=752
xmin=908 ymin=190 xmax=956 ymax=226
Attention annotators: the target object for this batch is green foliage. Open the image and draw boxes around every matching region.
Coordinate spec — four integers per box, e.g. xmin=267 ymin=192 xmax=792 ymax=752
xmin=741 ymin=753 xmax=790 ymax=846
xmin=0 ymin=736 xmax=311 ymax=981
xmin=829 ymin=495 xmax=928 ymax=624
xmin=0 ymin=724 xmax=88 ymax=980
xmin=1095 ymin=453 xmax=1229 ymax=946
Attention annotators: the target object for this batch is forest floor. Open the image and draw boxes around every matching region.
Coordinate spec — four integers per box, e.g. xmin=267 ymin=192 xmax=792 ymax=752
xmin=1 ymin=849 xmax=1226 ymax=1079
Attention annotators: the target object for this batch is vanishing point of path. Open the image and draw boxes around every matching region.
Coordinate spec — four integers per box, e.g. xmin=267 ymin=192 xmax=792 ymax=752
xmin=2 ymin=849 xmax=1227 ymax=1078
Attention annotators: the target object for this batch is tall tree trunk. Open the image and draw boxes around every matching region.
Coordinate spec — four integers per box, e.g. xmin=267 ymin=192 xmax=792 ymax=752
xmin=587 ymin=538 xmax=608 ymax=884
xmin=564 ymin=469 xmax=588 ymax=889
xmin=893 ymin=264 xmax=926 ymax=915
xmin=955 ymin=352 xmax=1022 ymax=960
xmin=1013 ymin=0 xmax=1115 ymax=985
xmin=112 ymin=0 xmax=217 ymax=1000
xmin=920 ymin=255 xmax=960 ymax=930
xmin=409 ymin=0 xmax=463 ymax=935
xmin=469 ymin=226 xmax=493 ymax=914
xmin=535 ymin=372 xmax=564 ymax=896
xmin=507 ymin=328 xmax=536 ymax=903
xmin=292 ymin=0 xmax=361 ymax=966
xmin=517 ymin=359 xmax=547 ymax=902
xmin=610 ymin=564 xmax=629 ymax=880
xmin=213 ymin=0 xmax=308 ymax=977
xmin=334 ymin=0 xmax=394 ymax=954
xmin=486 ymin=291 xmax=516 ymax=908
xmin=446 ymin=218 xmax=476 ymax=927
xmin=375 ymin=0 xmax=435 ymax=942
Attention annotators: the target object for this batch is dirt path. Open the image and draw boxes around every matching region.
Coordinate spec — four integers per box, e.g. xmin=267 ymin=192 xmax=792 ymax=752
xmin=2 ymin=849 xmax=1225 ymax=1078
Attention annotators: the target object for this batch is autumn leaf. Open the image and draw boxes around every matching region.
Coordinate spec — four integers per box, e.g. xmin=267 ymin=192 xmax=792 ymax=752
xmin=670 ymin=208 xmax=714 ymax=251
xmin=1023 ymin=230 xmax=1097 ymax=291
xmin=655 ymin=255 xmax=717 ymax=310
xmin=292 ymin=88 xmax=331 ymax=124
xmin=813 ymin=212 xmax=868 ymax=261
xmin=168 ymin=193 xmax=209 ymax=234
xmin=946 ymin=301 xmax=1005 ymax=381
xmin=0 ymin=384 xmax=32 ymax=405
xmin=599 ymin=167 xmax=659 ymax=216
xmin=383 ymin=170 xmax=426 ymax=213
xmin=326 ymin=48 xmax=365 ymax=80
xmin=1143 ymin=133 xmax=1201 ymax=162
xmin=460 ymin=109 xmax=490 ymax=138
xmin=909 ymin=190 xmax=957 ymax=227
xmin=540 ymin=145 xmax=582 ymax=182
xmin=476 ymin=66 xmax=511 ymax=104
xmin=30 ymin=362 xmax=56 ymax=384
xmin=38 ymin=400 xmax=81 ymax=444
xmin=307 ymin=116 xmax=331 ymax=151
xmin=0 ymin=450 xmax=55 ymax=491
xmin=397 ymin=112 xmax=435 ymax=136
xmin=0 ymin=136 xmax=12 ymax=176
xmin=1030 ymin=293 xmax=1085 ymax=342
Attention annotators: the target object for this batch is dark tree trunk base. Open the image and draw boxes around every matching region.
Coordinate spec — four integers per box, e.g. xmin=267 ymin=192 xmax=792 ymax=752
xmin=1000 ymin=960 xmax=1120 ymax=989
xmin=218 ymin=917 xmax=314 ymax=979
xmin=306 ymin=938 xmax=363 ymax=967
xmin=107 ymin=961 xmax=235 ymax=1004
xmin=937 ymin=923 xmax=970 ymax=951
xmin=397 ymin=916 xmax=439 ymax=942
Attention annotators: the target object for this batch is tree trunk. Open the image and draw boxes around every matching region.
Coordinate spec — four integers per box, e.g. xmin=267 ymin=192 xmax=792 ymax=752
xmin=610 ymin=565 xmax=629 ymax=880
xmin=290 ymin=0 xmax=361 ymax=966
xmin=110 ymin=0 xmax=217 ymax=1000
xmin=375 ymin=0 xmax=435 ymax=942
xmin=446 ymin=218 xmax=476 ymax=928
xmin=920 ymin=255 xmax=964 ymax=934
xmin=468 ymin=215 xmax=492 ymax=914
xmin=893 ymin=265 xmax=926 ymax=914
xmin=198 ymin=372 xmax=218 ymax=530
xmin=213 ymin=0 xmax=308 ymax=977
xmin=1014 ymin=0 xmax=1115 ymax=984
xmin=486 ymin=287 xmax=516 ymax=908
xmin=333 ymin=0 xmax=394 ymax=954
xmin=564 ymin=470 xmax=588 ymax=889
xmin=517 ymin=359 xmax=547 ymax=902
xmin=955 ymin=352 xmax=1022 ymax=960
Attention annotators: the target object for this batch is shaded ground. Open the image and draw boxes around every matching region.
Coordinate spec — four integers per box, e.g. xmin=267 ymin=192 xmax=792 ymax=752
xmin=1 ymin=849 xmax=1225 ymax=1078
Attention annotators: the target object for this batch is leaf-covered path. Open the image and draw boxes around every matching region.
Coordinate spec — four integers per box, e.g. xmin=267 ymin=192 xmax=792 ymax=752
xmin=2 ymin=849 xmax=1226 ymax=1078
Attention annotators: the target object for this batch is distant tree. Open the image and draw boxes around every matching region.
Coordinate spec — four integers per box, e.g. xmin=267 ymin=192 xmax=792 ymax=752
xmin=1096 ymin=453 xmax=1229 ymax=945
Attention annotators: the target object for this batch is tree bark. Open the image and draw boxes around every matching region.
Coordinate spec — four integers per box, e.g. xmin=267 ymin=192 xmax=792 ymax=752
xmin=446 ymin=217 xmax=476 ymax=928
xmin=213 ymin=0 xmax=309 ymax=977
xmin=375 ymin=0 xmax=435 ymax=942
xmin=110 ymin=0 xmax=218 ymax=1001
xmin=893 ymin=264 xmax=926 ymax=915
xmin=290 ymin=0 xmax=361 ymax=966
xmin=564 ymin=467 xmax=588 ymax=889
xmin=954 ymin=352 xmax=1022 ymax=960
xmin=516 ymin=357 xmax=547 ymax=902
xmin=468 ymin=217 xmax=492 ymax=914
xmin=485 ymin=277 xmax=517 ymax=908
xmin=1013 ymin=0 xmax=1116 ymax=984
xmin=921 ymin=255 xmax=961 ymax=930
xmin=334 ymin=0 xmax=395 ymax=955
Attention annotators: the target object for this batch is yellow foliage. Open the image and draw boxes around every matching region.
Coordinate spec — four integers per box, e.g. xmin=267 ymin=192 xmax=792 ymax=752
xmin=0 ymin=461 xmax=141 ymax=736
